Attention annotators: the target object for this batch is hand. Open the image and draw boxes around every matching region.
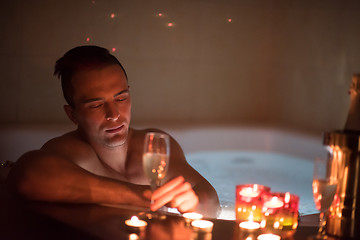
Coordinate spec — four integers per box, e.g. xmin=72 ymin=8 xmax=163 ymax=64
xmin=145 ymin=176 xmax=199 ymax=213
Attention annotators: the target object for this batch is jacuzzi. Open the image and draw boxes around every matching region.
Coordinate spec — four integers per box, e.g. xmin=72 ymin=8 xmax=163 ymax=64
xmin=164 ymin=126 xmax=327 ymax=220
xmin=0 ymin=124 xmax=326 ymax=220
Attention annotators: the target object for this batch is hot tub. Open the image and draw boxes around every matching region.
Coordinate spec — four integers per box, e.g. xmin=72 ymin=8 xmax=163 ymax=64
xmin=165 ymin=126 xmax=327 ymax=220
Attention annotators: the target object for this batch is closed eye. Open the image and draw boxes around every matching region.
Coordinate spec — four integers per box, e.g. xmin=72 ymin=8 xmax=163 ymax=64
xmin=115 ymin=97 xmax=127 ymax=102
xmin=115 ymin=92 xmax=129 ymax=102
xmin=89 ymin=103 xmax=103 ymax=108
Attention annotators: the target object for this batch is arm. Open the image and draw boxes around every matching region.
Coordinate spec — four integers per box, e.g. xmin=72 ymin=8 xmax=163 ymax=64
xmin=149 ymin=134 xmax=220 ymax=218
xmin=7 ymin=150 xmax=150 ymax=208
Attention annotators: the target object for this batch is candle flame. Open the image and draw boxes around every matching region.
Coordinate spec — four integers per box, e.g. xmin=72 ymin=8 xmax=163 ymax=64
xmin=248 ymin=213 xmax=254 ymax=221
xmin=285 ymin=192 xmax=290 ymax=203
xmin=131 ymin=216 xmax=139 ymax=222
xmin=129 ymin=233 xmax=139 ymax=240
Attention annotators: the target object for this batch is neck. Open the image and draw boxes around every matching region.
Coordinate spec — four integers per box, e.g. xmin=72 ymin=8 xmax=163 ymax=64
xmin=77 ymin=128 xmax=132 ymax=175
xmin=97 ymin=144 xmax=129 ymax=175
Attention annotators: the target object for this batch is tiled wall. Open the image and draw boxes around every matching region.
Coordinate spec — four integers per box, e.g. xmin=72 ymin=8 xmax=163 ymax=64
xmin=1 ymin=0 xmax=360 ymax=134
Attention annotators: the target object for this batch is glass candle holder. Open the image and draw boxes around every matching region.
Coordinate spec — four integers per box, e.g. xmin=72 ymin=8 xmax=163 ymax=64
xmin=235 ymin=184 xmax=271 ymax=222
xmin=261 ymin=192 xmax=299 ymax=238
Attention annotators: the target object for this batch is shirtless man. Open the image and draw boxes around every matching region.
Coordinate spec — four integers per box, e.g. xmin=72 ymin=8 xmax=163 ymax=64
xmin=7 ymin=45 xmax=220 ymax=217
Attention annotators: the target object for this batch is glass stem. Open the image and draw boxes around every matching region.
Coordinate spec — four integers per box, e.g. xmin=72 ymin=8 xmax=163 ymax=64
xmin=318 ymin=211 xmax=326 ymax=236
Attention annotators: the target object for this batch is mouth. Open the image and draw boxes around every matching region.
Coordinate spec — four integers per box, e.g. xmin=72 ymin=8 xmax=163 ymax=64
xmin=105 ymin=124 xmax=124 ymax=133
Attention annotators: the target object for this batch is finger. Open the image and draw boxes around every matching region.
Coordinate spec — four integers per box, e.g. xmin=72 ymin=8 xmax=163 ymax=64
xmin=143 ymin=189 xmax=152 ymax=200
xmin=150 ymin=181 xmax=193 ymax=211
xmin=178 ymin=196 xmax=199 ymax=213
xmin=169 ymin=190 xmax=199 ymax=213
xmin=152 ymin=176 xmax=185 ymax=199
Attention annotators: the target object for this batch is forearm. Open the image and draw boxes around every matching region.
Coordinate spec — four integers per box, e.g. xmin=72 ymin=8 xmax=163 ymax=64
xmin=7 ymin=151 xmax=150 ymax=207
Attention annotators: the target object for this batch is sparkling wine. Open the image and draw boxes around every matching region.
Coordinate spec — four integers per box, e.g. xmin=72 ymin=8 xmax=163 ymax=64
xmin=312 ymin=179 xmax=337 ymax=212
xmin=143 ymin=152 xmax=169 ymax=187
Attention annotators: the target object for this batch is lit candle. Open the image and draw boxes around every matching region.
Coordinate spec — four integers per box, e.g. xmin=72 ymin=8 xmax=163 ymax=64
xmin=191 ymin=220 xmax=214 ymax=233
xmin=128 ymin=233 xmax=139 ymax=240
xmin=236 ymin=184 xmax=270 ymax=222
xmin=263 ymin=197 xmax=284 ymax=209
xmin=125 ymin=216 xmax=147 ymax=231
xmin=239 ymin=221 xmax=260 ymax=231
xmin=240 ymin=186 xmax=260 ymax=198
xmin=284 ymin=192 xmax=290 ymax=204
xmin=239 ymin=213 xmax=260 ymax=231
xmin=183 ymin=212 xmax=203 ymax=224
xmin=262 ymin=192 xmax=299 ymax=235
xmin=257 ymin=233 xmax=281 ymax=240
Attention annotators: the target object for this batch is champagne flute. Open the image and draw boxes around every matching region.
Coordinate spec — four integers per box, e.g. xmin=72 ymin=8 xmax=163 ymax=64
xmin=143 ymin=132 xmax=170 ymax=214
xmin=311 ymin=157 xmax=339 ymax=239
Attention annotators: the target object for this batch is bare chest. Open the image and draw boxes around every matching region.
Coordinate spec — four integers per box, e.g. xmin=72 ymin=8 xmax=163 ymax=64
xmin=78 ymin=151 xmax=148 ymax=185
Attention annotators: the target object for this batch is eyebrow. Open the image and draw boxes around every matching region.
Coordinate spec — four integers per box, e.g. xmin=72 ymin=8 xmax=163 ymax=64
xmin=82 ymin=89 xmax=129 ymax=104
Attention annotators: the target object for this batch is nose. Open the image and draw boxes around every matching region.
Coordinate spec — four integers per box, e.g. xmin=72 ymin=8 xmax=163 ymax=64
xmin=105 ymin=102 xmax=120 ymax=121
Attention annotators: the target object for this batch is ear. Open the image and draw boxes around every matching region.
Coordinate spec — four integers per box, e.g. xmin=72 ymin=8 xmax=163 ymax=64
xmin=64 ymin=105 xmax=78 ymax=125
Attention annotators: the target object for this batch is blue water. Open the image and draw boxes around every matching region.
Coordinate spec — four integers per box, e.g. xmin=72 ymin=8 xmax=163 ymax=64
xmin=186 ymin=151 xmax=317 ymax=220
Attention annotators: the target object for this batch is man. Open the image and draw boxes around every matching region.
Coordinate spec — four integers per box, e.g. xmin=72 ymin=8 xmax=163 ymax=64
xmin=7 ymin=46 xmax=220 ymax=217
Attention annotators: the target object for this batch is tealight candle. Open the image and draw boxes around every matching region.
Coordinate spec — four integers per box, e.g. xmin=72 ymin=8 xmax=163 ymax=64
xmin=191 ymin=220 xmax=214 ymax=233
xmin=257 ymin=233 xmax=281 ymax=240
xmin=125 ymin=216 xmax=147 ymax=231
xmin=236 ymin=184 xmax=270 ymax=222
xmin=240 ymin=186 xmax=260 ymax=198
xmin=239 ymin=221 xmax=261 ymax=231
xmin=239 ymin=213 xmax=261 ymax=232
xmin=262 ymin=192 xmax=299 ymax=237
xmin=183 ymin=212 xmax=203 ymax=224
xmin=263 ymin=197 xmax=284 ymax=209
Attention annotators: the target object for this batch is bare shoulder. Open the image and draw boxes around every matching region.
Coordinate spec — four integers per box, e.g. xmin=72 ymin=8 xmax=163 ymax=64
xmin=41 ymin=130 xmax=97 ymax=165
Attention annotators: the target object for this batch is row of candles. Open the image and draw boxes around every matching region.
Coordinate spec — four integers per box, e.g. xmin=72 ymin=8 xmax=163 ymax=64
xmin=125 ymin=213 xmax=282 ymax=240
xmin=124 ymin=184 xmax=298 ymax=239
xmin=236 ymin=184 xmax=299 ymax=239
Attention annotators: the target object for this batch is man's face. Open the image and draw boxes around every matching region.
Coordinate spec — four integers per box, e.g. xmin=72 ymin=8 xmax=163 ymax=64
xmin=68 ymin=64 xmax=131 ymax=148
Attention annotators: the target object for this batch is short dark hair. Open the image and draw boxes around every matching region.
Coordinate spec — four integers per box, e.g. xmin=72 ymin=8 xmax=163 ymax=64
xmin=54 ymin=45 xmax=127 ymax=107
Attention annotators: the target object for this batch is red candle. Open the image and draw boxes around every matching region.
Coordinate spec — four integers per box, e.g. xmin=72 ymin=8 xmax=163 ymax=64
xmin=261 ymin=192 xmax=299 ymax=238
xmin=235 ymin=184 xmax=270 ymax=222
